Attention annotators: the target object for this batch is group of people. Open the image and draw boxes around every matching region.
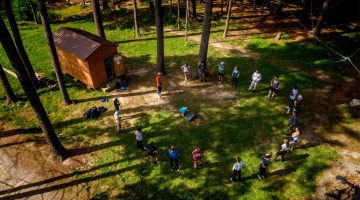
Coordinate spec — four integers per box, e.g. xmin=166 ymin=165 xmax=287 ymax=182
xmin=111 ymin=61 xmax=306 ymax=183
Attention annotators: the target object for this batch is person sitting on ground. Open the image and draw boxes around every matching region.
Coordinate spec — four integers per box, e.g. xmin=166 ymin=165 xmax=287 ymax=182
xmin=192 ymin=147 xmax=205 ymax=169
xmin=258 ymin=153 xmax=272 ymax=180
xmin=198 ymin=62 xmax=207 ymax=82
xmin=230 ymin=157 xmax=244 ymax=183
xmin=266 ymin=75 xmax=280 ymax=99
xmin=273 ymin=139 xmax=289 ymax=162
xmin=114 ymin=110 xmax=121 ymax=133
xmin=231 ymin=66 xmax=240 ymax=87
xmin=248 ymin=69 xmax=262 ymax=92
xmin=145 ymin=142 xmax=159 ymax=165
xmin=286 ymin=85 xmax=299 ymax=114
xmin=113 ymin=97 xmax=120 ymax=111
xmin=179 ymin=106 xmax=196 ymax=121
xmin=294 ymin=95 xmax=303 ymax=113
xmin=168 ymin=145 xmax=180 ymax=171
xmin=289 ymin=127 xmax=302 ymax=151
xmin=218 ymin=61 xmax=225 ymax=83
xmin=288 ymin=111 xmax=298 ymax=131
xmin=181 ymin=63 xmax=190 ymax=82
xmin=135 ymin=127 xmax=144 ymax=151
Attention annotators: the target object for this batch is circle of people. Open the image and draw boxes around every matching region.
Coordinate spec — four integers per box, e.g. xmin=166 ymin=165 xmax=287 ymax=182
xmin=114 ymin=61 xmax=304 ymax=183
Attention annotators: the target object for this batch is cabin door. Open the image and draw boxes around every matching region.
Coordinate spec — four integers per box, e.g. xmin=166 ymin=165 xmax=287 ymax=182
xmin=104 ymin=56 xmax=114 ymax=79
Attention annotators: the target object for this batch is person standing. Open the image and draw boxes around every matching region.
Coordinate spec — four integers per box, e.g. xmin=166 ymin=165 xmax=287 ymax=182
xmin=192 ymin=147 xmax=205 ymax=169
xmin=289 ymin=127 xmax=302 ymax=151
xmin=231 ymin=67 xmax=240 ymax=87
xmin=113 ymin=97 xmax=120 ymax=111
xmin=266 ymin=75 xmax=280 ymax=99
xmin=230 ymin=157 xmax=244 ymax=183
xmin=294 ymin=95 xmax=303 ymax=113
xmin=198 ymin=62 xmax=206 ymax=82
xmin=286 ymin=85 xmax=299 ymax=114
xmin=155 ymin=72 xmax=162 ymax=98
xmin=288 ymin=111 xmax=298 ymax=131
xmin=114 ymin=110 xmax=121 ymax=133
xmin=168 ymin=145 xmax=180 ymax=171
xmin=273 ymin=139 xmax=289 ymax=162
xmin=248 ymin=69 xmax=262 ymax=92
xmin=258 ymin=153 xmax=271 ymax=179
xmin=145 ymin=142 xmax=159 ymax=165
xmin=134 ymin=127 xmax=144 ymax=151
xmin=218 ymin=61 xmax=225 ymax=83
xmin=181 ymin=63 xmax=190 ymax=82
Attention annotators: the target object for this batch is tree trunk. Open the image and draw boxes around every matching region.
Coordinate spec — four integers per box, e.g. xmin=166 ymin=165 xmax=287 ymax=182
xmin=260 ymin=0 xmax=269 ymax=17
xmin=149 ymin=0 xmax=155 ymax=14
xmin=185 ymin=0 xmax=189 ymax=42
xmin=252 ymin=0 xmax=256 ymax=10
xmin=154 ymin=0 xmax=165 ymax=74
xmin=26 ymin=0 xmax=39 ymax=24
xmin=177 ymin=0 xmax=180 ymax=30
xmin=0 ymin=14 xmax=68 ymax=160
xmin=133 ymin=0 xmax=140 ymax=37
xmin=0 ymin=63 xmax=17 ymax=104
xmin=111 ymin=0 xmax=119 ymax=29
xmin=169 ymin=0 xmax=172 ymax=17
xmin=223 ymin=0 xmax=232 ymax=37
xmin=103 ymin=0 xmax=109 ymax=10
xmin=189 ymin=0 xmax=196 ymax=20
xmin=39 ymin=0 xmax=71 ymax=106
xmin=4 ymin=0 xmax=40 ymax=89
xmin=92 ymin=0 xmax=106 ymax=39
xmin=197 ymin=0 xmax=213 ymax=66
xmin=312 ymin=0 xmax=330 ymax=37
xmin=221 ymin=0 xmax=223 ymax=18
xmin=274 ymin=0 xmax=283 ymax=16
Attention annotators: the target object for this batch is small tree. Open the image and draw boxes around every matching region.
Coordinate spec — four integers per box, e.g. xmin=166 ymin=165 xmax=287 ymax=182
xmin=197 ymin=0 xmax=213 ymax=66
xmin=133 ymin=0 xmax=140 ymax=37
xmin=0 ymin=14 xmax=68 ymax=160
xmin=154 ymin=0 xmax=165 ymax=74
xmin=223 ymin=0 xmax=232 ymax=37
xmin=312 ymin=0 xmax=330 ymax=37
xmin=0 ymin=63 xmax=17 ymax=104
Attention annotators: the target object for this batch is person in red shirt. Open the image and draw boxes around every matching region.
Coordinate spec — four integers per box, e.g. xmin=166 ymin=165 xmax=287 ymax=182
xmin=155 ymin=72 xmax=162 ymax=98
xmin=192 ymin=147 xmax=205 ymax=169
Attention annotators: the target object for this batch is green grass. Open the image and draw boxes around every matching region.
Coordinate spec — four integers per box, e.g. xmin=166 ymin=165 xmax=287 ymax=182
xmin=0 ymin=4 xmax=357 ymax=199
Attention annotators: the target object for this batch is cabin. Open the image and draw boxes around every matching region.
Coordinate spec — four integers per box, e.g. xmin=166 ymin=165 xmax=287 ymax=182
xmin=53 ymin=27 xmax=124 ymax=89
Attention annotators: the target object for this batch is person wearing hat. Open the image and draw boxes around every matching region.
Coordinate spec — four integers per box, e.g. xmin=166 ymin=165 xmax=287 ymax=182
xmin=168 ymin=145 xmax=180 ymax=171
xmin=273 ymin=139 xmax=289 ymax=162
xmin=181 ymin=63 xmax=190 ymax=82
xmin=258 ymin=153 xmax=272 ymax=179
xmin=114 ymin=110 xmax=121 ymax=133
xmin=231 ymin=66 xmax=240 ymax=87
xmin=155 ymin=72 xmax=162 ymax=98
xmin=266 ymin=75 xmax=280 ymax=99
xmin=218 ymin=61 xmax=225 ymax=83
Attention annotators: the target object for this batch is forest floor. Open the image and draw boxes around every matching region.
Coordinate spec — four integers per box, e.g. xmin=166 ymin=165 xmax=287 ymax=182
xmin=0 ymin=0 xmax=360 ymax=199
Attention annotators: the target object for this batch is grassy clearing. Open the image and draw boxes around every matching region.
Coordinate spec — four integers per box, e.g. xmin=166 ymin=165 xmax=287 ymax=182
xmin=0 ymin=4 xmax=357 ymax=199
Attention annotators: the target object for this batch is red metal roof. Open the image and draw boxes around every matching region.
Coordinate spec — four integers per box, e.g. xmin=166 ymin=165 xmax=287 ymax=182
xmin=53 ymin=27 xmax=117 ymax=60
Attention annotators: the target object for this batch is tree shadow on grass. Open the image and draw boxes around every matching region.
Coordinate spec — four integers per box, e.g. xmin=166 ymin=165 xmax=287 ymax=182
xmin=0 ymin=164 xmax=140 ymax=200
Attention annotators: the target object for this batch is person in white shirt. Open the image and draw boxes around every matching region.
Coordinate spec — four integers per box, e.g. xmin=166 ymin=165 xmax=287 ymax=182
xmin=135 ymin=127 xmax=144 ymax=151
xmin=114 ymin=110 xmax=121 ymax=133
xmin=273 ymin=139 xmax=289 ymax=162
xmin=181 ymin=63 xmax=190 ymax=82
xmin=248 ymin=69 xmax=261 ymax=92
xmin=286 ymin=85 xmax=299 ymax=114
xmin=230 ymin=157 xmax=244 ymax=182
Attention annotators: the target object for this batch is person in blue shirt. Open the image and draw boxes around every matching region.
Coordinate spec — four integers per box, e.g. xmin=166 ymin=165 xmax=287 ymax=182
xmin=218 ymin=61 xmax=225 ymax=83
xmin=231 ymin=67 xmax=240 ymax=87
xmin=168 ymin=145 xmax=180 ymax=171
xmin=258 ymin=153 xmax=272 ymax=179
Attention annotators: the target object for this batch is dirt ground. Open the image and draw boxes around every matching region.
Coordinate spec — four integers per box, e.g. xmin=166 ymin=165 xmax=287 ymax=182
xmin=1 ymin=1 xmax=360 ymax=199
